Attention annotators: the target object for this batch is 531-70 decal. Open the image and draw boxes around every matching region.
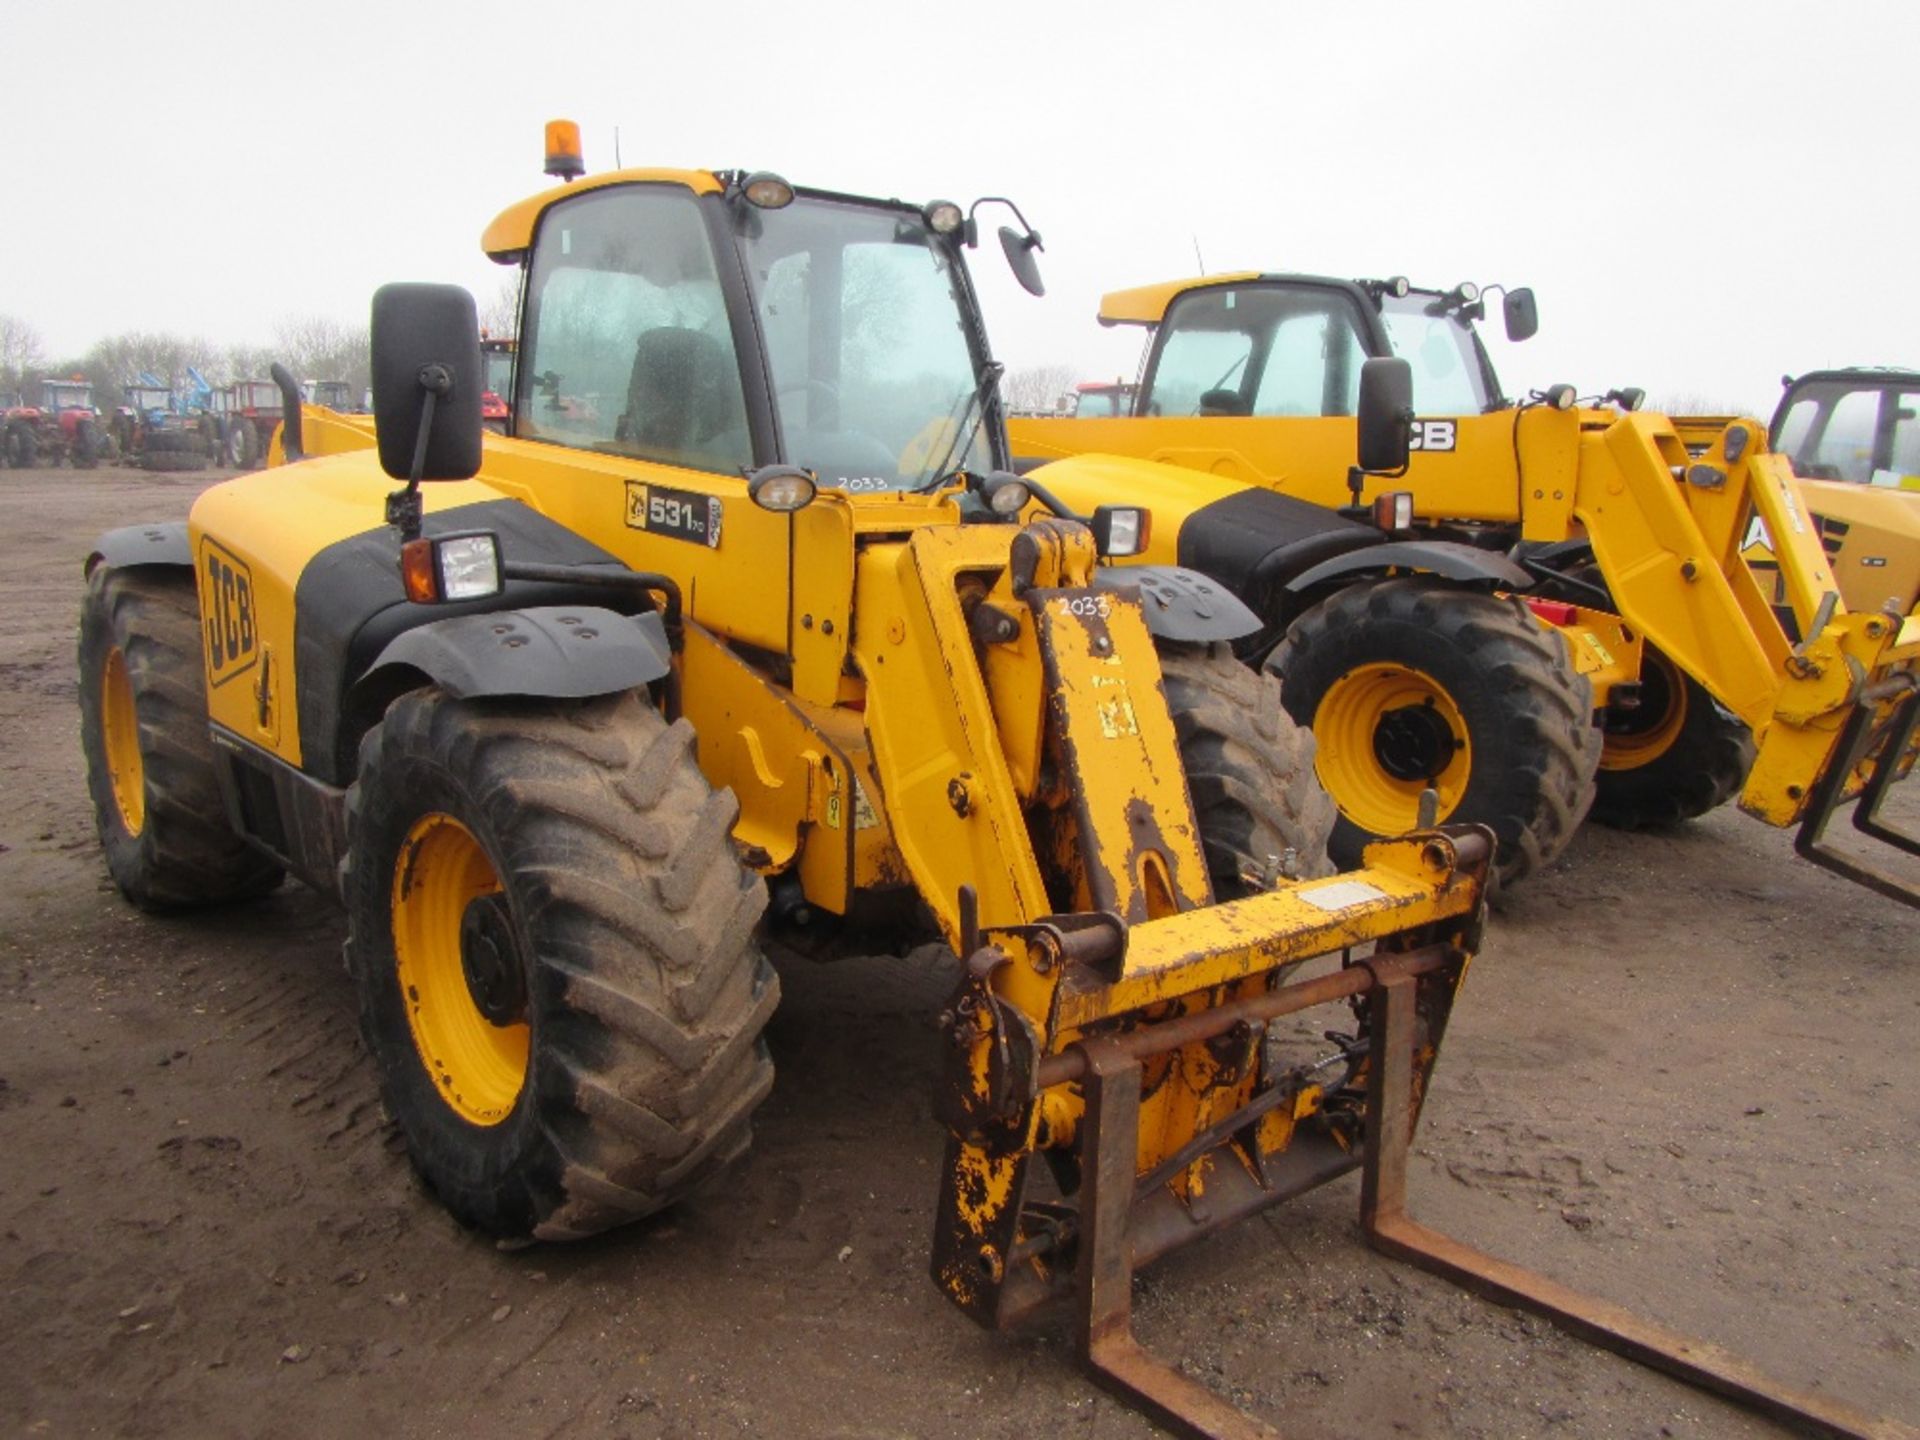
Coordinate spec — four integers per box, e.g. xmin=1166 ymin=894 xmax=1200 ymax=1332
xmin=626 ymin=481 xmax=722 ymax=548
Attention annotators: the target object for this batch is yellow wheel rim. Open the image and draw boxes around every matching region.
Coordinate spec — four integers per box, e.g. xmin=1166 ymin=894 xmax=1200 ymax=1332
xmin=1600 ymin=650 xmax=1688 ymax=772
xmin=1313 ymin=662 xmax=1472 ymax=837
xmin=391 ymin=813 xmax=528 ymax=1126
xmin=100 ymin=646 xmax=146 ymax=836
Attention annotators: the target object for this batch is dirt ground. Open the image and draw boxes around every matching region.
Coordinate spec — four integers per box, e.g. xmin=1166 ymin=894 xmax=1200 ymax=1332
xmin=1 ymin=463 xmax=1915 ymax=1440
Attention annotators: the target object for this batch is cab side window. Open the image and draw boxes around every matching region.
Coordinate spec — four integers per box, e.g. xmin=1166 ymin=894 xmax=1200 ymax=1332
xmin=518 ymin=186 xmax=752 ymax=475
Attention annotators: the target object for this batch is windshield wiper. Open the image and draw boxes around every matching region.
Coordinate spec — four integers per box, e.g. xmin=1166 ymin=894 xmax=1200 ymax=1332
xmin=915 ymin=361 xmax=1005 ymax=491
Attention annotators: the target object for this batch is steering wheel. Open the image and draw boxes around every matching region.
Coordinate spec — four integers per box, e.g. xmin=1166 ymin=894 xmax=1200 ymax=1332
xmin=776 ymin=379 xmax=840 ymax=417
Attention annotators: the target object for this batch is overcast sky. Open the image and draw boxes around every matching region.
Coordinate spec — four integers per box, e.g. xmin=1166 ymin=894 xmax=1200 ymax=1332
xmin=4 ymin=0 xmax=1913 ymax=416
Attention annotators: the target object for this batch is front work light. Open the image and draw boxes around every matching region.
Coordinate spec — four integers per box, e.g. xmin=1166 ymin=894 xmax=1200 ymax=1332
xmin=1385 ymin=275 xmax=1411 ymax=298
xmin=401 ymin=532 xmax=503 ymax=604
xmin=742 ymin=172 xmax=795 ymax=209
xmin=924 ymin=200 xmax=964 ymax=235
xmin=544 ymin=120 xmax=585 ymax=181
xmin=748 ymin=464 xmax=817 ymax=512
xmin=979 ymin=472 xmax=1031 ymax=515
xmin=1091 ymin=505 xmax=1150 ymax=558
xmin=1371 ymin=491 xmax=1414 ymax=532
xmin=1544 ymin=383 xmax=1578 ymax=411
xmin=1449 ymin=281 xmax=1480 ymax=306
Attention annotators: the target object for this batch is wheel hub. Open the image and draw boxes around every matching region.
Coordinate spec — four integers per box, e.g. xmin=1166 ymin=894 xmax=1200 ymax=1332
xmin=459 ymin=893 xmax=527 ymax=1026
xmin=1373 ymin=700 xmax=1458 ymax=782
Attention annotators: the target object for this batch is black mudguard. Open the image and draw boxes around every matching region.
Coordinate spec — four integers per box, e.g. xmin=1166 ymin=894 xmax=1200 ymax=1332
xmin=1093 ymin=564 xmax=1260 ymax=643
xmin=1284 ymin=539 xmax=1533 ymax=593
xmin=86 ymin=521 xmax=191 ymax=574
xmin=362 ymin=607 xmax=672 ymax=701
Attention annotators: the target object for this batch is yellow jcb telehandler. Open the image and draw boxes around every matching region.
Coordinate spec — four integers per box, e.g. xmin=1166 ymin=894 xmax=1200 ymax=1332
xmin=74 ymin=134 xmax=1903 ymax=1435
xmin=1011 ymin=273 xmax=1920 ymax=905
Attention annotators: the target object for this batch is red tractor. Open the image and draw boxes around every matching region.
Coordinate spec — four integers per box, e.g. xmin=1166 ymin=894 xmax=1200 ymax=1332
xmin=213 ymin=379 xmax=285 ymax=468
xmin=5 ymin=378 xmax=113 ymax=468
xmin=480 ymin=334 xmax=515 ymax=432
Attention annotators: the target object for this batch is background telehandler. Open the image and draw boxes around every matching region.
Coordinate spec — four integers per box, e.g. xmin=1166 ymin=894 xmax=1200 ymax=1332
xmin=73 ymin=133 xmax=1905 ymax=1435
xmin=1012 ymin=274 xmax=1920 ymax=904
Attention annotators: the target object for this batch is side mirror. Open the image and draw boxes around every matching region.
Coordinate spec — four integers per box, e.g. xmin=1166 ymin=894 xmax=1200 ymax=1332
xmin=1356 ymin=357 xmax=1413 ymax=474
xmin=999 ymin=226 xmax=1045 ymax=297
xmin=1503 ymin=287 xmax=1539 ymax=343
xmin=371 ymin=282 xmax=483 ymax=483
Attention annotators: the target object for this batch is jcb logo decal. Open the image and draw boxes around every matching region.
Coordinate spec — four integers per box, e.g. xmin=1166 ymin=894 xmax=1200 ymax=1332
xmin=199 ymin=538 xmax=258 ymax=687
xmin=1408 ymin=420 xmax=1457 ymax=452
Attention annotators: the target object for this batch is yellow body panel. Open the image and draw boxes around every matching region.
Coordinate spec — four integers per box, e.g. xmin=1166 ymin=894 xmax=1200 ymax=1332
xmin=1096 ymin=272 xmax=1263 ymax=328
xmin=480 ymin=167 xmax=724 ymax=260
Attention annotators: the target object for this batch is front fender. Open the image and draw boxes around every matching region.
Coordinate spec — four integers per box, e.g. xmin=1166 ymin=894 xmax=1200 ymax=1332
xmin=85 ymin=521 xmax=191 ymax=576
xmin=1092 ymin=564 xmax=1260 ymax=643
xmin=360 ymin=605 xmax=672 ymax=701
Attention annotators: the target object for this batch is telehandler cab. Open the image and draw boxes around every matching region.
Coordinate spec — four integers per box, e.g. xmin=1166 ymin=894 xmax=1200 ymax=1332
xmin=75 ymin=133 xmax=1904 ymax=1435
xmin=1012 ymin=274 xmax=1920 ymax=905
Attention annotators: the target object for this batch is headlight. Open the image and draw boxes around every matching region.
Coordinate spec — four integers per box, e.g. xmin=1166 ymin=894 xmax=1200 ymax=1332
xmin=1091 ymin=505 xmax=1149 ymax=558
xmin=401 ymin=532 xmax=503 ymax=603
xmin=747 ymin=464 xmax=817 ymax=512
xmin=1371 ymin=491 xmax=1414 ymax=532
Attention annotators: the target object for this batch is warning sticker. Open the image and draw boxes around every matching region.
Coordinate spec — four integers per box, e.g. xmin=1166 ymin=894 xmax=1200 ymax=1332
xmin=1296 ymin=879 xmax=1389 ymax=912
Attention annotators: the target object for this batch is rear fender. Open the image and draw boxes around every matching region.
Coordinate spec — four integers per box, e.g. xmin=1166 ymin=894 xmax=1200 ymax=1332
xmin=1283 ymin=538 xmax=1533 ymax=593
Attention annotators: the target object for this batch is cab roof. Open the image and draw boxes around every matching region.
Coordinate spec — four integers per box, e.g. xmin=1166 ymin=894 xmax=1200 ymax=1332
xmin=1096 ymin=273 xmax=1264 ymax=327
xmin=481 ymin=167 xmax=725 ymax=263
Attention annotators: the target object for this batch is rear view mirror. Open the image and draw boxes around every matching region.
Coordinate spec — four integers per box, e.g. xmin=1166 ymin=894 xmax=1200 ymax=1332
xmin=1000 ymin=226 xmax=1045 ymax=298
xmin=371 ymin=282 xmax=483 ymax=483
xmin=1503 ymin=287 xmax=1539 ymax=343
xmin=1356 ymin=358 xmax=1413 ymax=473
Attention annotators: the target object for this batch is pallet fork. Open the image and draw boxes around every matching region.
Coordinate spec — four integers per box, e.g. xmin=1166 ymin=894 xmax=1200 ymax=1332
xmin=1063 ymin=942 xmax=1915 ymax=1440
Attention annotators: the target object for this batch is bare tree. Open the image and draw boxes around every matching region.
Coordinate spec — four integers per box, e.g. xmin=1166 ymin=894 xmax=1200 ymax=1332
xmin=0 ymin=314 xmax=46 ymax=395
xmin=81 ymin=331 xmax=224 ymax=406
xmin=1002 ymin=363 xmax=1079 ymax=416
xmin=479 ymin=276 xmax=520 ymax=339
xmin=271 ymin=314 xmax=371 ymax=392
xmin=1649 ymin=392 xmax=1758 ymax=419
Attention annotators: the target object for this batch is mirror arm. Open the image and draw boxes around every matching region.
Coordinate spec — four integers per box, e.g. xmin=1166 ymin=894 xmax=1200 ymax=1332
xmin=386 ymin=363 xmax=454 ymax=542
xmin=269 ymin=362 xmax=305 ymax=461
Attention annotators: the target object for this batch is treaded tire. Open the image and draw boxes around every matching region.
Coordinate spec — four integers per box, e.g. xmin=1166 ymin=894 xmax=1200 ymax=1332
xmin=73 ymin=419 xmax=100 ymax=469
xmin=143 ymin=446 xmax=209 ymax=472
xmin=1160 ymin=640 xmax=1336 ymax=893
xmin=8 ymin=423 xmax=38 ymax=468
xmin=1590 ymin=649 xmax=1754 ymax=828
xmin=77 ymin=565 xmax=285 ymax=911
xmin=1267 ymin=578 xmax=1599 ymax=887
xmin=342 ymin=687 xmax=778 ymax=1242
xmin=230 ymin=418 xmax=257 ymax=468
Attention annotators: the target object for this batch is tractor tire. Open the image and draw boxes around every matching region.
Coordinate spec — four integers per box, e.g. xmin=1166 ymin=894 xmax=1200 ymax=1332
xmin=1268 ymin=578 xmax=1599 ymax=888
xmin=77 ymin=565 xmax=285 ymax=911
xmin=1160 ymin=640 xmax=1336 ymax=893
xmin=8 ymin=423 xmax=39 ymax=469
xmin=73 ymin=418 xmax=101 ymax=469
xmin=342 ymin=687 xmax=778 ymax=1242
xmin=1589 ymin=646 xmax=1755 ymax=828
xmin=227 ymin=419 xmax=256 ymax=468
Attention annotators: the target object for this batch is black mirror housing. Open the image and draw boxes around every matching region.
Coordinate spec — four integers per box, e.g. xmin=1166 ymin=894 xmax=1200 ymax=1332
xmin=999 ymin=226 xmax=1045 ymax=297
xmin=371 ymin=282 xmax=484 ymax=483
xmin=1503 ymin=287 xmax=1539 ymax=343
xmin=1356 ymin=358 xmax=1413 ymax=473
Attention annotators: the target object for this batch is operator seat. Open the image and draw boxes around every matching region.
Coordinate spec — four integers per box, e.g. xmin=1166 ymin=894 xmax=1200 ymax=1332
xmin=618 ymin=328 xmax=734 ymax=459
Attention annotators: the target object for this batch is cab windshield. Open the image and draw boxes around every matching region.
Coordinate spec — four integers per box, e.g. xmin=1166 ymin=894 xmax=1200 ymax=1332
xmin=739 ymin=195 xmax=991 ymax=490
xmin=1377 ymin=291 xmax=1495 ymax=414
